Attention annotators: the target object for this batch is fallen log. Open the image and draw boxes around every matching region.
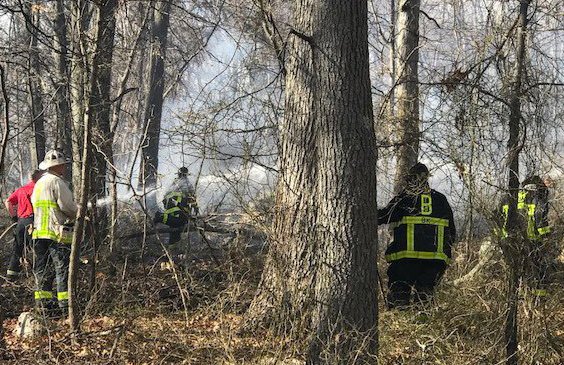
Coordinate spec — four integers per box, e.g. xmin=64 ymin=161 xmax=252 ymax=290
xmin=452 ymin=238 xmax=501 ymax=286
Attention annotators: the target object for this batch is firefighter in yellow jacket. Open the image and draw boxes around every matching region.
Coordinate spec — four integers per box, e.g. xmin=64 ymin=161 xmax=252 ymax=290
xmin=499 ymin=175 xmax=553 ymax=298
xmin=155 ymin=167 xmax=199 ymax=245
xmin=31 ymin=150 xmax=78 ymax=317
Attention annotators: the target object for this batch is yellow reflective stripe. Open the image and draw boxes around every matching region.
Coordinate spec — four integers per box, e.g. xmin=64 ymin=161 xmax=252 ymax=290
xmin=41 ymin=206 xmax=49 ymax=231
xmin=537 ymin=226 xmax=551 ymax=235
xmin=163 ymin=207 xmax=181 ymax=224
xmin=57 ymin=292 xmax=68 ymax=301
xmin=501 ymin=205 xmax=509 ymax=238
xmin=164 ymin=207 xmax=181 ymax=214
xmin=495 ymin=227 xmax=508 ymax=239
xmin=400 ymin=216 xmax=449 ymax=227
xmin=165 ymin=192 xmax=184 ymax=203
xmin=35 ymin=291 xmax=53 ymax=300
xmin=396 ymin=215 xmax=449 ymax=260
xmin=502 ymin=204 xmax=509 ymax=214
xmin=517 ymin=191 xmax=527 ymax=208
xmin=34 ymin=199 xmax=59 ymax=235
xmin=32 ymin=230 xmax=58 ymax=241
xmin=34 ymin=200 xmax=59 ymax=209
xmin=385 ymin=251 xmax=450 ymax=262
xmin=406 ymin=223 xmax=414 ymax=252
xmin=7 ymin=270 xmax=18 ymax=276
xmin=32 ymin=230 xmax=72 ymax=244
xmin=32 ymin=230 xmax=58 ymax=240
xmin=533 ymin=289 xmax=547 ymax=297
xmin=437 ymin=226 xmax=445 ymax=253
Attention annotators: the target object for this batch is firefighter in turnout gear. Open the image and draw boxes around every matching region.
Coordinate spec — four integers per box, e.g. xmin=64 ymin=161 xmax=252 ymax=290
xmin=378 ymin=163 xmax=457 ymax=308
xmin=155 ymin=167 xmax=199 ymax=245
xmin=31 ymin=150 xmax=77 ymax=317
xmin=4 ymin=170 xmax=44 ymax=280
xmin=499 ymin=175 xmax=553 ymax=298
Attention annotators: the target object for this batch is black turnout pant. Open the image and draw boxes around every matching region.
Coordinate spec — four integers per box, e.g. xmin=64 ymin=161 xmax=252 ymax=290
xmin=386 ymin=258 xmax=446 ymax=309
xmin=33 ymin=239 xmax=70 ymax=309
xmin=526 ymin=243 xmax=551 ymax=297
xmin=7 ymin=216 xmax=34 ymax=276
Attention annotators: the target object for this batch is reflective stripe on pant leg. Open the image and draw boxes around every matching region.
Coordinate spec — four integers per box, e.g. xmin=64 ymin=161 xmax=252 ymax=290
xmin=35 ymin=290 xmax=53 ymax=300
xmin=533 ymin=289 xmax=547 ymax=297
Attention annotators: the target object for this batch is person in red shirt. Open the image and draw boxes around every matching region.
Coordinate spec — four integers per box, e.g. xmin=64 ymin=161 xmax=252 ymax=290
xmin=4 ymin=170 xmax=44 ymax=279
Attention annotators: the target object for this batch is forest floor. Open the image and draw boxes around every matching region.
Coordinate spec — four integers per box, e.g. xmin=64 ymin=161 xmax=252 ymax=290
xmin=0 ymin=220 xmax=562 ymax=365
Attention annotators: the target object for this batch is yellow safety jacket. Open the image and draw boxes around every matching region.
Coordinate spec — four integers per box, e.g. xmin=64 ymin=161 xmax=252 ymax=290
xmin=378 ymin=189 xmax=456 ymax=263
xmin=500 ymin=190 xmax=552 ymax=240
xmin=31 ymin=172 xmax=78 ymax=244
xmin=161 ymin=191 xmax=198 ymax=226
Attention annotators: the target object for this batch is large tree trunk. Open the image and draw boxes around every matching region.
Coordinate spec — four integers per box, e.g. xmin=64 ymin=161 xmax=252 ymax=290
xmin=247 ymin=2 xmax=379 ymax=363
xmin=69 ymin=0 xmax=117 ymax=330
xmin=90 ymin=0 xmax=117 ymax=201
xmin=394 ymin=0 xmax=420 ymax=193
xmin=502 ymin=2 xmax=530 ymax=364
xmin=139 ymin=0 xmax=173 ymax=202
xmin=53 ymin=0 xmax=73 ymax=182
xmin=27 ymin=4 xmax=46 ymax=168
xmin=69 ymin=0 xmax=91 ymax=196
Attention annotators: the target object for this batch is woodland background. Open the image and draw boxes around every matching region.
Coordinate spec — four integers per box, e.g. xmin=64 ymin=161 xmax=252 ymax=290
xmin=0 ymin=0 xmax=562 ymax=364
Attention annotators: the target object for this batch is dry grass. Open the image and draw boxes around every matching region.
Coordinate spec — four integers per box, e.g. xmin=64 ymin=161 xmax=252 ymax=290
xmin=1 ymin=218 xmax=562 ymax=364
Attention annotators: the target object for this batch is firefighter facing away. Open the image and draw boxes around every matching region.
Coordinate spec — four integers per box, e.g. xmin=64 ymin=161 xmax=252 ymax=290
xmin=378 ymin=163 xmax=457 ymax=308
xmin=4 ymin=169 xmax=44 ymax=280
xmin=499 ymin=175 xmax=553 ymax=298
xmin=155 ymin=167 xmax=199 ymax=245
xmin=31 ymin=150 xmax=78 ymax=316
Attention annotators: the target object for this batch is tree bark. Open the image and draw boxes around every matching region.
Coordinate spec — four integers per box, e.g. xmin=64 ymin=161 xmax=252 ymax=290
xmin=247 ymin=2 xmax=379 ymax=363
xmin=69 ymin=0 xmax=91 ymax=196
xmin=90 ymin=0 xmax=117 ymax=200
xmin=502 ymin=2 xmax=530 ymax=365
xmin=394 ymin=0 xmax=420 ymax=193
xmin=68 ymin=79 xmax=92 ymax=332
xmin=69 ymin=0 xmax=117 ymax=330
xmin=27 ymin=4 xmax=46 ymax=168
xmin=139 ymin=0 xmax=173 ymax=202
xmin=388 ymin=0 xmax=396 ymax=118
xmin=53 ymin=0 xmax=73 ymax=182
xmin=0 ymin=65 xmax=10 ymax=176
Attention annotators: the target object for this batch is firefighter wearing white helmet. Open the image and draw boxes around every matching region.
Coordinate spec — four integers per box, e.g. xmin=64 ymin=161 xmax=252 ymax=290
xmin=31 ymin=150 xmax=78 ymax=318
